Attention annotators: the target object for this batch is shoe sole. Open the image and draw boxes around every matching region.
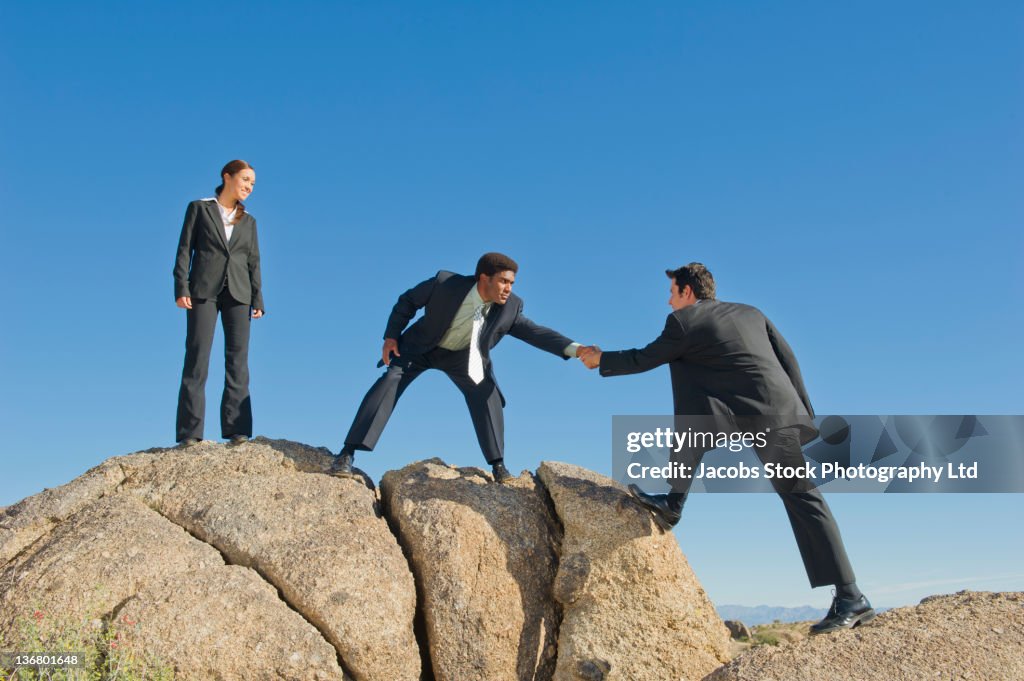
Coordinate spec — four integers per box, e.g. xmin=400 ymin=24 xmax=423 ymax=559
xmin=649 ymin=513 xmax=676 ymax=532
xmin=854 ymin=609 xmax=877 ymax=627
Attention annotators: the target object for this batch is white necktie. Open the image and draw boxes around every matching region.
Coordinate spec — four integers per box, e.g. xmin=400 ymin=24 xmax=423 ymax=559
xmin=468 ymin=304 xmax=486 ymax=384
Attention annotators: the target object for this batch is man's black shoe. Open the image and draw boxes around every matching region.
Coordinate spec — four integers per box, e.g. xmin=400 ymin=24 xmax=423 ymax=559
xmin=810 ymin=595 xmax=876 ymax=635
xmin=491 ymin=462 xmax=514 ymax=483
xmin=628 ymin=484 xmax=683 ymax=531
xmin=179 ymin=438 xmax=201 ymax=448
xmin=228 ymin=434 xmax=249 ymax=445
xmin=330 ymin=450 xmax=357 ymax=479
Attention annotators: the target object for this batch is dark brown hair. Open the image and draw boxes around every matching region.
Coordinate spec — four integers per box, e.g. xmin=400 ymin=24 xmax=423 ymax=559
xmin=214 ymin=159 xmax=254 ymax=223
xmin=475 ymin=252 xmax=519 ymax=279
xmin=666 ymin=262 xmax=716 ymax=299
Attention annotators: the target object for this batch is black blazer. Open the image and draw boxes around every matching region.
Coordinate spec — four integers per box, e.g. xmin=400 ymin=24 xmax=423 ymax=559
xmin=382 ymin=271 xmax=573 ymax=376
xmin=600 ymin=300 xmax=817 ymax=442
xmin=173 ymin=199 xmax=265 ymax=310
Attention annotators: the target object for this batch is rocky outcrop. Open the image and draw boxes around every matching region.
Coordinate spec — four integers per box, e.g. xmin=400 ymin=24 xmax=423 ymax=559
xmin=538 ymin=462 xmax=731 ymax=681
xmin=0 ymin=459 xmax=126 ymax=566
xmin=128 ymin=443 xmax=420 ymax=681
xmin=706 ymin=591 xmax=1024 ymax=681
xmin=381 ymin=459 xmax=561 ymax=681
xmin=0 ymin=440 xmax=418 ymax=681
xmin=723 ymin=621 xmax=752 ymax=640
xmin=117 ymin=566 xmax=347 ymax=680
xmin=1 ymin=439 xmax=733 ymax=681
xmin=0 ymin=494 xmax=222 ymax=643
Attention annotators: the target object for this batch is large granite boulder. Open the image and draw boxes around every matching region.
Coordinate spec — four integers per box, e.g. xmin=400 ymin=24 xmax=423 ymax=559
xmin=116 ymin=566 xmax=346 ymax=680
xmin=0 ymin=493 xmax=221 ymax=643
xmin=0 ymin=439 xmax=419 ymax=681
xmin=381 ymin=459 xmax=561 ymax=681
xmin=0 ymin=459 xmax=126 ymax=566
xmin=1 ymin=440 xmax=736 ymax=681
xmin=128 ymin=440 xmax=420 ymax=681
xmin=723 ymin=620 xmax=752 ymax=640
xmin=537 ymin=462 xmax=731 ymax=681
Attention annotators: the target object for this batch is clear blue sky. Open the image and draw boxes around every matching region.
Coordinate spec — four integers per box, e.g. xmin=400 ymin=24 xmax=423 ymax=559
xmin=1 ymin=1 xmax=1021 ymax=608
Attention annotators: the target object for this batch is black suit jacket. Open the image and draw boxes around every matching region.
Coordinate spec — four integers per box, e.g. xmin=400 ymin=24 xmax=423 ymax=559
xmin=600 ymin=300 xmax=817 ymax=443
xmin=381 ymin=271 xmax=574 ymax=380
xmin=173 ymin=199 xmax=265 ymax=310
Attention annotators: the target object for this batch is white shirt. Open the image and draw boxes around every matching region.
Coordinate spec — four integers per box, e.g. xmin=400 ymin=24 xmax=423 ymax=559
xmin=204 ymin=197 xmax=237 ymax=242
xmin=438 ymin=284 xmax=580 ymax=357
xmin=438 ymin=285 xmax=492 ymax=350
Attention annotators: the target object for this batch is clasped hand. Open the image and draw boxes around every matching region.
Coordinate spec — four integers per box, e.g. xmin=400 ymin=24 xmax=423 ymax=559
xmin=575 ymin=345 xmax=602 ymax=369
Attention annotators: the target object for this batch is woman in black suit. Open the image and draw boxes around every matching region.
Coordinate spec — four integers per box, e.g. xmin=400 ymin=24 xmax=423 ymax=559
xmin=173 ymin=160 xmax=265 ymax=446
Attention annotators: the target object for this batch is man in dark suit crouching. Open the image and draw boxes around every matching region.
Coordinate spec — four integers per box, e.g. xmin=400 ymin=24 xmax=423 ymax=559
xmin=580 ymin=262 xmax=874 ymax=635
xmin=333 ymin=252 xmax=587 ymax=483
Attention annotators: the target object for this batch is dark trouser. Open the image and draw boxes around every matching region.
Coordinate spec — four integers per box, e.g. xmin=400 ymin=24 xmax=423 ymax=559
xmin=343 ymin=347 xmax=505 ymax=464
xmin=671 ymin=426 xmax=855 ymax=588
xmin=176 ymin=288 xmax=252 ymax=441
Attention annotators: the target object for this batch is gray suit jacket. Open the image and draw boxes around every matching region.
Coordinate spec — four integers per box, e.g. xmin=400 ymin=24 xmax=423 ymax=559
xmin=600 ymin=300 xmax=817 ymax=443
xmin=381 ymin=270 xmax=574 ymax=389
xmin=173 ymin=199 xmax=265 ymax=310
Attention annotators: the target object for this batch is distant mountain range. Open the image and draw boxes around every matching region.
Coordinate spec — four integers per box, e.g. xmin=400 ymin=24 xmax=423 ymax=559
xmin=716 ymin=604 xmax=827 ymax=625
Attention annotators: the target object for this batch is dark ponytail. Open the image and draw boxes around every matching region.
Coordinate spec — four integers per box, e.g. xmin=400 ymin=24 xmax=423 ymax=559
xmin=215 ymin=159 xmax=254 ymax=223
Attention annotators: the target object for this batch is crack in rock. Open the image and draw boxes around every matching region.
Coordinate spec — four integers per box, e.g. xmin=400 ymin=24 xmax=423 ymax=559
xmin=144 ymin=500 xmax=356 ymax=680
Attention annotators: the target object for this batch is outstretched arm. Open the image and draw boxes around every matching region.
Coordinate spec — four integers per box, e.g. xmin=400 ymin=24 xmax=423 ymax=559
xmin=597 ymin=314 xmax=687 ymax=376
xmin=508 ymin=310 xmax=576 ymax=360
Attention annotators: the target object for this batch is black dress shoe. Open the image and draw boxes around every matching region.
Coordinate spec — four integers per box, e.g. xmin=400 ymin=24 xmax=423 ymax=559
xmin=330 ymin=450 xmax=357 ymax=479
xmin=491 ymin=462 xmax=514 ymax=483
xmin=810 ymin=595 xmax=876 ymax=634
xmin=628 ymin=484 xmax=683 ymax=531
xmin=179 ymin=438 xmax=201 ymax=448
xmin=228 ymin=434 xmax=249 ymax=445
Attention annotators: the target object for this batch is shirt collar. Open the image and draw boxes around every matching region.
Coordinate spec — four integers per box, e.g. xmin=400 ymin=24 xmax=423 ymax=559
xmin=203 ymin=197 xmax=236 ymax=217
xmin=468 ymin=282 xmax=491 ymax=311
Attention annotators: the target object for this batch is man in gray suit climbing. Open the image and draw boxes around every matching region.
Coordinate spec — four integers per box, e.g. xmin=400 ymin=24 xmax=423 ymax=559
xmin=581 ymin=262 xmax=874 ymax=635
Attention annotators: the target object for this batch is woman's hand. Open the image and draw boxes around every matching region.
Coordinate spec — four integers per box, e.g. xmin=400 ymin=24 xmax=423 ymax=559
xmin=251 ymin=309 xmax=264 ymax=319
xmin=176 ymin=296 xmax=192 ymax=309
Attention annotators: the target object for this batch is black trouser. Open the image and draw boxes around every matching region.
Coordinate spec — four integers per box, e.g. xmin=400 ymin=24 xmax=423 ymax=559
xmin=343 ymin=347 xmax=505 ymax=464
xmin=671 ymin=426 xmax=856 ymax=588
xmin=176 ymin=287 xmax=252 ymax=441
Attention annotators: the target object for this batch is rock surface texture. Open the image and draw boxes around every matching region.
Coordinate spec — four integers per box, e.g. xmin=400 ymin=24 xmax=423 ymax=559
xmin=21 ymin=441 xmax=1019 ymax=680
xmin=381 ymin=459 xmax=562 ymax=681
xmin=706 ymin=591 xmax=1024 ymax=681
xmin=537 ymin=462 xmax=731 ymax=681
xmin=0 ymin=441 xmax=732 ymax=680
xmin=1 ymin=440 xmax=416 ymax=681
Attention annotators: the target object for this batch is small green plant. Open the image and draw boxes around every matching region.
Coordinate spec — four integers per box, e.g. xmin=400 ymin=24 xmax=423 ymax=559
xmin=1 ymin=605 xmax=174 ymax=680
xmin=752 ymin=631 xmax=780 ymax=646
